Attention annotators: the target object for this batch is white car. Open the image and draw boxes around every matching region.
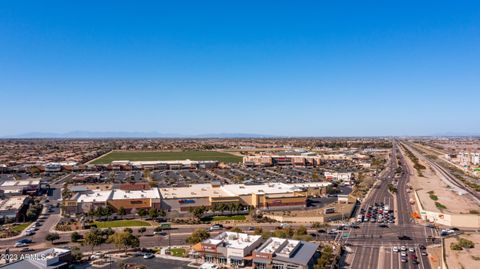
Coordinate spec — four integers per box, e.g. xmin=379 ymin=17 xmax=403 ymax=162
xmin=143 ymin=253 xmax=155 ymax=259
xmin=400 ymin=251 xmax=407 ymax=257
xmin=392 ymin=246 xmax=399 ymax=252
xmin=90 ymin=252 xmax=104 ymax=260
xmin=14 ymin=242 xmax=28 ymax=248
xmin=200 ymin=263 xmax=219 ymax=269
xmin=400 ymin=246 xmax=406 ymax=251
xmin=408 ymin=247 xmax=415 ymax=253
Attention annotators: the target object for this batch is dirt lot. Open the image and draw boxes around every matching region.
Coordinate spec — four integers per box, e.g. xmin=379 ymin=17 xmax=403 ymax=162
xmin=445 ymin=233 xmax=480 ymax=269
xmin=402 ymin=148 xmax=480 ymax=214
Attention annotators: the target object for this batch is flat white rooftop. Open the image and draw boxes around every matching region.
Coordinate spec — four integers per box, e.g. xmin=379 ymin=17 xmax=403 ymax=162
xmin=111 ymin=188 xmax=160 ymax=200
xmin=1 ymin=180 xmax=40 ymax=187
xmin=77 ymin=190 xmax=112 ymax=203
xmin=112 ymin=159 xmax=218 ymax=166
xmin=0 ymin=196 xmax=28 ymax=211
xmin=204 ymin=232 xmax=262 ymax=250
xmin=257 ymin=237 xmax=301 ymax=256
xmin=221 ymin=183 xmax=301 ymax=196
xmin=160 ymin=184 xmax=231 ymax=199
xmin=160 ymin=182 xmax=331 ymax=199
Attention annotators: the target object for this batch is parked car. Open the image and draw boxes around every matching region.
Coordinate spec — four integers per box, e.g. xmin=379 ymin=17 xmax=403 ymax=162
xmin=90 ymin=252 xmax=104 ymax=260
xmin=143 ymin=253 xmax=155 ymax=259
xmin=14 ymin=242 xmax=28 ymax=248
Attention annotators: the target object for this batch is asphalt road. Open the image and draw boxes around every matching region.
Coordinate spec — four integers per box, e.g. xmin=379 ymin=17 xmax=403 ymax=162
xmin=340 ymin=141 xmax=434 ymax=269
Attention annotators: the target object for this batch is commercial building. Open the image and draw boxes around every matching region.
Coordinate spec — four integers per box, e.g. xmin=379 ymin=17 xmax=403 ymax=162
xmin=0 ymin=195 xmax=30 ymax=222
xmin=160 ymin=182 xmax=331 ymax=212
xmin=252 ymin=238 xmax=320 ymax=269
xmin=1 ymin=248 xmax=73 ymax=269
xmin=0 ymin=179 xmax=47 ymax=196
xmin=458 ymin=152 xmax=480 ymax=166
xmin=243 ymin=155 xmax=322 ymax=167
xmin=108 ymin=188 xmax=161 ymax=211
xmin=324 ymin=172 xmax=352 ymax=183
xmin=192 ymin=232 xmax=263 ymax=267
xmin=63 ymin=187 xmax=161 ymax=215
xmin=71 ymin=172 xmax=102 ymax=183
xmin=43 ymin=162 xmax=78 ymax=172
xmin=110 ymin=159 xmax=219 ymax=170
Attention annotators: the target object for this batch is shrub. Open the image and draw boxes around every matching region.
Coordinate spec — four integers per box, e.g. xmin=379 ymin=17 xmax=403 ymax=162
xmin=450 ymin=242 xmax=462 ymax=251
xmin=458 ymin=238 xmax=475 ymax=249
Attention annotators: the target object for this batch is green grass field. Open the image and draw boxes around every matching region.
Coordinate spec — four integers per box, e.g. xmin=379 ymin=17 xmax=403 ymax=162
xmin=12 ymin=222 xmax=32 ymax=233
xmin=211 ymin=215 xmax=246 ymax=221
xmin=91 ymin=150 xmax=242 ymax=164
xmin=169 ymin=248 xmax=186 ymax=257
xmin=93 ymin=220 xmax=151 ymax=228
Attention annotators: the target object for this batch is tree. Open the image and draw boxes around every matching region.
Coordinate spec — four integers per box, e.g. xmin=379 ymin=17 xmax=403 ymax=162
xmin=158 ymin=209 xmax=166 ymax=217
xmin=84 ymin=229 xmax=105 ymax=254
xmin=70 ymin=246 xmax=83 ymax=262
xmin=138 ymin=227 xmax=146 ymax=236
xmin=46 ymin=233 xmax=60 ymax=245
xmin=189 ymin=206 xmax=207 ymax=220
xmin=71 ymin=231 xmax=82 ymax=243
xmin=148 ymin=208 xmax=159 ymax=219
xmin=124 ymin=228 xmax=133 ymax=234
xmin=295 ymin=226 xmax=307 ymax=236
xmin=144 ymin=169 xmax=151 ymax=180
xmin=138 ymin=208 xmax=147 ymax=219
xmin=186 ymin=229 xmax=210 ymax=244
xmin=231 ymin=227 xmax=242 ymax=233
xmin=118 ymin=207 xmax=126 ymax=216
xmin=254 ymin=227 xmax=263 ymax=235
xmin=108 ymin=232 xmax=140 ymax=255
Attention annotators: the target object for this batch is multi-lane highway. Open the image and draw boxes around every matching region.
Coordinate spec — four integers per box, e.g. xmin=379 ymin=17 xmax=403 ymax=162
xmin=341 ymin=141 xmax=434 ymax=269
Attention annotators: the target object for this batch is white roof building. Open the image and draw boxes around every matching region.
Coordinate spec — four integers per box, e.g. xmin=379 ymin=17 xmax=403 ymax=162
xmin=77 ymin=190 xmax=113 ymax=203
xmin=110 ymin=188 xmax=161 ymax=200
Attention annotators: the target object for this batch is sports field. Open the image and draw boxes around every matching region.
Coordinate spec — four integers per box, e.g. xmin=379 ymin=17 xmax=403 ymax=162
xmin=91 ymin=150 xmax=242 ymax=164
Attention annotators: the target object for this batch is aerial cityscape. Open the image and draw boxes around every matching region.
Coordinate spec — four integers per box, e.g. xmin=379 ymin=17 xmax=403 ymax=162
xmin=1 ymin=1 xmax=480 ymax=269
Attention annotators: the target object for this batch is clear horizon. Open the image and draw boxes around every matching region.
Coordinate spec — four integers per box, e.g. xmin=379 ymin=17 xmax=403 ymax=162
xmin=2 ymin=1 xmax=480 ymax=136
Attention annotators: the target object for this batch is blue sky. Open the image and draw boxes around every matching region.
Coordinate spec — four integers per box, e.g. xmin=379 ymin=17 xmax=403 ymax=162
xmin=1 ymin=1 xmax=479 ymax=137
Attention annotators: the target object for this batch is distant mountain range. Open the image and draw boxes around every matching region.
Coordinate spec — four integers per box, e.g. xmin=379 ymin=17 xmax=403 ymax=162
xmin=3 ymin=131 xmax=276 ymax=139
